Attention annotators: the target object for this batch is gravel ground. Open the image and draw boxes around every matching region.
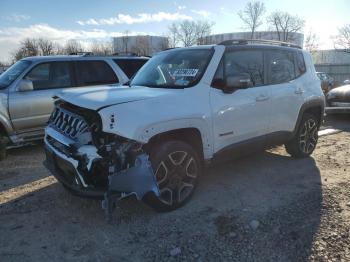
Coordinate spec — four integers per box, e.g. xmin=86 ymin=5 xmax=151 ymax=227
xmin=0 ymin=115 xmax=349 ymax=262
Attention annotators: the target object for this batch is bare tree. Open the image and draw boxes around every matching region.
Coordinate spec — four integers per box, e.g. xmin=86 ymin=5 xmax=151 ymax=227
xmin=12 ymin=48 xmax=26 ymax=62
xmin=333 ymin=24 xmax=350 ymax=52
xmin=54 ymin=42 xmax=66 ymax=55
xmin=179 ymin=21 xmax=198 ymax=46
xmin=90 ymin=40 xmax=113 ymax=55
xmin=238 ymin=1 xmax=266 ymax=39
xmin=304 ymin=31 xmax=319 ymax=53
xmin=267 ymin=11 xmax=305 ymax=42
xmin=196 ymin=21 xmax=215 ymax=45
xmin=23 ymin=38 xmax=39 ymax=56
xmin=168 ymin=20 xmax=214 ymax=47
xmin=11 ymin=38 xmax=86 ymax=62
xmin=168 ymin=23 xmax=179 ymax=48
xmin=38 ymin=38 xmax=54 ymax=56
xmin=64 ymin=40 xmax=84 ymax=54
xmin=12 ymin=38 xmax=39 ymax=61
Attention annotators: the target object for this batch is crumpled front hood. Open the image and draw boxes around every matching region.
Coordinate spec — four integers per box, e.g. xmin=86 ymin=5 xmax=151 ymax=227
xmin=57 ymin=85 xmax=180 ymax=111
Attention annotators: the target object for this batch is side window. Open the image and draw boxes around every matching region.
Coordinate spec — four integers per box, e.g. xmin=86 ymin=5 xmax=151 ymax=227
xmin=25 ymin=62 xmax=72 ymax=90
xmin=113 ymin=59 xmax=148 ymax=79
xmin=224 ymin=50 xmax=264 ymax=86
xmin=295 ymin=51 xmax=306 ymax=77
xmin=267 ymin=50 xmax=296 ymax=84
xmin=76 ymin=61 xmax=119 ymax=86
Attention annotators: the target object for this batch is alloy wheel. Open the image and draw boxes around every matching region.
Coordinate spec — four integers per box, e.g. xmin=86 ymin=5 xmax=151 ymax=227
xmin=154 ymin=151 xmax=198 ymax=206
xmin=299 ymin=119 xmax=318 ymax=154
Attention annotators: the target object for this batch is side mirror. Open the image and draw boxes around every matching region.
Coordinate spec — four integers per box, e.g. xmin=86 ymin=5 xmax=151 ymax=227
xmin=17 ymin=79 xmax=34 ymax=92
xmin=223 ymin=74 xmax=253 ymax=94
xmin=227 ymin=74 xmax=253 ymax=88
xmin=212 ymin=78 xmax=226 ymax=89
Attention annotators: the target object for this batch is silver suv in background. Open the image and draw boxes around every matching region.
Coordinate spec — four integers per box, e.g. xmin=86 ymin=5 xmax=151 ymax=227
xmin=0 ymin=54 xmax=149 ymax=159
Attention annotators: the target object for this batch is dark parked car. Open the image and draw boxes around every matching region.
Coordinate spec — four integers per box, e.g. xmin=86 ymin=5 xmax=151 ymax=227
xmin=326 ymin=84 xmax=350 ymax=114
xmin=316 ymin=72 xmax=334 ymax=93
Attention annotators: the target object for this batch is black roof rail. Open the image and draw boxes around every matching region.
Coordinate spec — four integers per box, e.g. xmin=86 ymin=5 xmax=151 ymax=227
xmin=163 ymin=47 xmax=179 ymax=51
xmin=218 ymin=39 xmax=302 ymax=49
xmin=69 ymin=52 xmax=94 ymax=56
xmin=112 ymin=52 xmax=139 ymax=57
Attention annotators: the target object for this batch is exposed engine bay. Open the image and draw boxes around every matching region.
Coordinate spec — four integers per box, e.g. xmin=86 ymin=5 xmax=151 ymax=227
xmin=44 ymin=100 xmax=160 ymax=218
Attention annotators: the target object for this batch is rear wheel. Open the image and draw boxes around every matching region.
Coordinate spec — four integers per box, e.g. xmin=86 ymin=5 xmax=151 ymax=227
xmin=285 ymin=113 xmax=319 ymax=158
xmin=144 ymin=140 xmax=201 ymax=212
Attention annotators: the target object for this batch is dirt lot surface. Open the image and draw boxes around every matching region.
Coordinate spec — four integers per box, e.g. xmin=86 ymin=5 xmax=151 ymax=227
xmin=1 ymin=115 xmax=350 ymax=262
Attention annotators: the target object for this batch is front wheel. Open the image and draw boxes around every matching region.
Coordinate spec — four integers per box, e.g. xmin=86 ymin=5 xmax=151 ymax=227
xmin=285 ymin=113 xmax=319 ymax=158
xmin=144 ymin=140 xmax=202 ymax=212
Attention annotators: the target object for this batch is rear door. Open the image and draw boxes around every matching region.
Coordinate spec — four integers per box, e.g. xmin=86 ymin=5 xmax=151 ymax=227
xmin=75 ymin=60 xmax=119 ymax=86
xmin=266 ymin=49 xmax=306 ymax=135
xmin=9 ymin=61 xmax=75 ymax=133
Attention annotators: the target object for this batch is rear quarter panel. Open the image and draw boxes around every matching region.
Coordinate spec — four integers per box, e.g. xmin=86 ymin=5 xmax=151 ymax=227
xmin=301 ymin=51 xmax=325 ymax=108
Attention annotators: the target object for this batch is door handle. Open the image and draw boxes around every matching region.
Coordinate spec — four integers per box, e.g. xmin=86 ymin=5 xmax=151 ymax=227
xmin=256 ymin=94 xmax=269 ymax=102
xmin=295 ymin=87 xmax=304 ymax=94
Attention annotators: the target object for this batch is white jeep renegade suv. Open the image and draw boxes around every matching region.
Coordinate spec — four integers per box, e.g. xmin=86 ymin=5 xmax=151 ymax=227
xmin=44 ymin=40 xmax=325 ymax=212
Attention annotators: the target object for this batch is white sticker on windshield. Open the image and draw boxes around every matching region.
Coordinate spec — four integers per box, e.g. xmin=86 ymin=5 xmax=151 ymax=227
xmin=172 ymin=69 xmax=199 ymax=77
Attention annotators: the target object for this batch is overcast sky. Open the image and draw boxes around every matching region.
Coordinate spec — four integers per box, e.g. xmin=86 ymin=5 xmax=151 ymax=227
xmin=0 ymin=0 xmax=349 ymax=62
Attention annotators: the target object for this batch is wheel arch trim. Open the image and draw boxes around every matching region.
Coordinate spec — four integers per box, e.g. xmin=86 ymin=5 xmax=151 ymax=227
xmin=143 ymin=124 xmax=210 ymax=160
xmin=292 ymin=97 xmax=325 ymax=137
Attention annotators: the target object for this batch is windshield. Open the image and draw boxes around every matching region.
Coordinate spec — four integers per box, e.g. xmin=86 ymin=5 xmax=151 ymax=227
xmin=0 ymin=60 xmax=32 ymax=89
xmin=131 ymin=49 xmax=213 ymax=88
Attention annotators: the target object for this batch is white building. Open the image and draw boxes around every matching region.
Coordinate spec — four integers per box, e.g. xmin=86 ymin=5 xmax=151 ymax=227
xmin=313 ymin=49 xmax=350 ymax=82
xmin=113 ymin=35 xmax=168 ymax=56
xmin=202 ymin=31 xmax=304 ymax=47
xmin=312 ymin=49 xmax=350 ymax=65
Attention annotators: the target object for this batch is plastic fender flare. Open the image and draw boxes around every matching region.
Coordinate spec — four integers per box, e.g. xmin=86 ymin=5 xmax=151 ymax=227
xmin=0 ymin=113 xmax=14 ymax=138
xmin=292 ymin=98 xmax=325 ymax=137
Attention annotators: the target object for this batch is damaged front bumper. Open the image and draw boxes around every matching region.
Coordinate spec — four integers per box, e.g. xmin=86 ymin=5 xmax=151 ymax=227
xmin=44 ymin=126 xmax=160 ymax=200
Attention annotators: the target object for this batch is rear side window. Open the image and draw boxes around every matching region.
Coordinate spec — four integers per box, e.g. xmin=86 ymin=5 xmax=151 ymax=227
xmin=223 ymin=50 xmax=264 ymax=86
xmin=113 ymin=59 xmax=147 ymax=78
xmin=76 ymin=61 xmax=118 ymax=86
xmin=25 ymin=62 xmax=72 ymax=90
xmin=267 ymin=50 xmax=295 ymax=84
xmin=295 ymin=51 xmax=306 ymax=77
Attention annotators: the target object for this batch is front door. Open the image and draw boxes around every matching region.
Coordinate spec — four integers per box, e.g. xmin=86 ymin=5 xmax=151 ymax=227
xmin=9 ymin=61 xmax=74 ymax=134
xmin=210 ymin=49 xmax=272 ymax=153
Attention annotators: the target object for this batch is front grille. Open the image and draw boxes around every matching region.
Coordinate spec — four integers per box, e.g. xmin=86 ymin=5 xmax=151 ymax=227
xmin=49 ymin=106 xmax=90 ymax=140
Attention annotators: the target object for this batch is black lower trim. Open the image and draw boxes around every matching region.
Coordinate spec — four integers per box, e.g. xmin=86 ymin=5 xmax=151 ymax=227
xmin=292 ymin=98 xmax=325 ymax=137
xmin=44 ymin=145 xmax=106 ymax=199
xmin=325 ymin=106 xmax=350 ymax=114
xmin=212 ymin=131 xmax=293 ymax=163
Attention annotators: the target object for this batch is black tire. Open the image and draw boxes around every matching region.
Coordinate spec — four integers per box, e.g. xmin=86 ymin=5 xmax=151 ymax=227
xmin=285 ymin=113 xmax=319 ymax=158
xmin=0 ymin=135 xmax=7 ymax=161
xmin=144 ymin=140 xmax=202 ymax=212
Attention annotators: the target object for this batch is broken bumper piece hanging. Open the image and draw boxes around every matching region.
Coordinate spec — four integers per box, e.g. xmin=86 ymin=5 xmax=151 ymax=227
xmin=43 ymin=126 xmax=160 ymax=201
